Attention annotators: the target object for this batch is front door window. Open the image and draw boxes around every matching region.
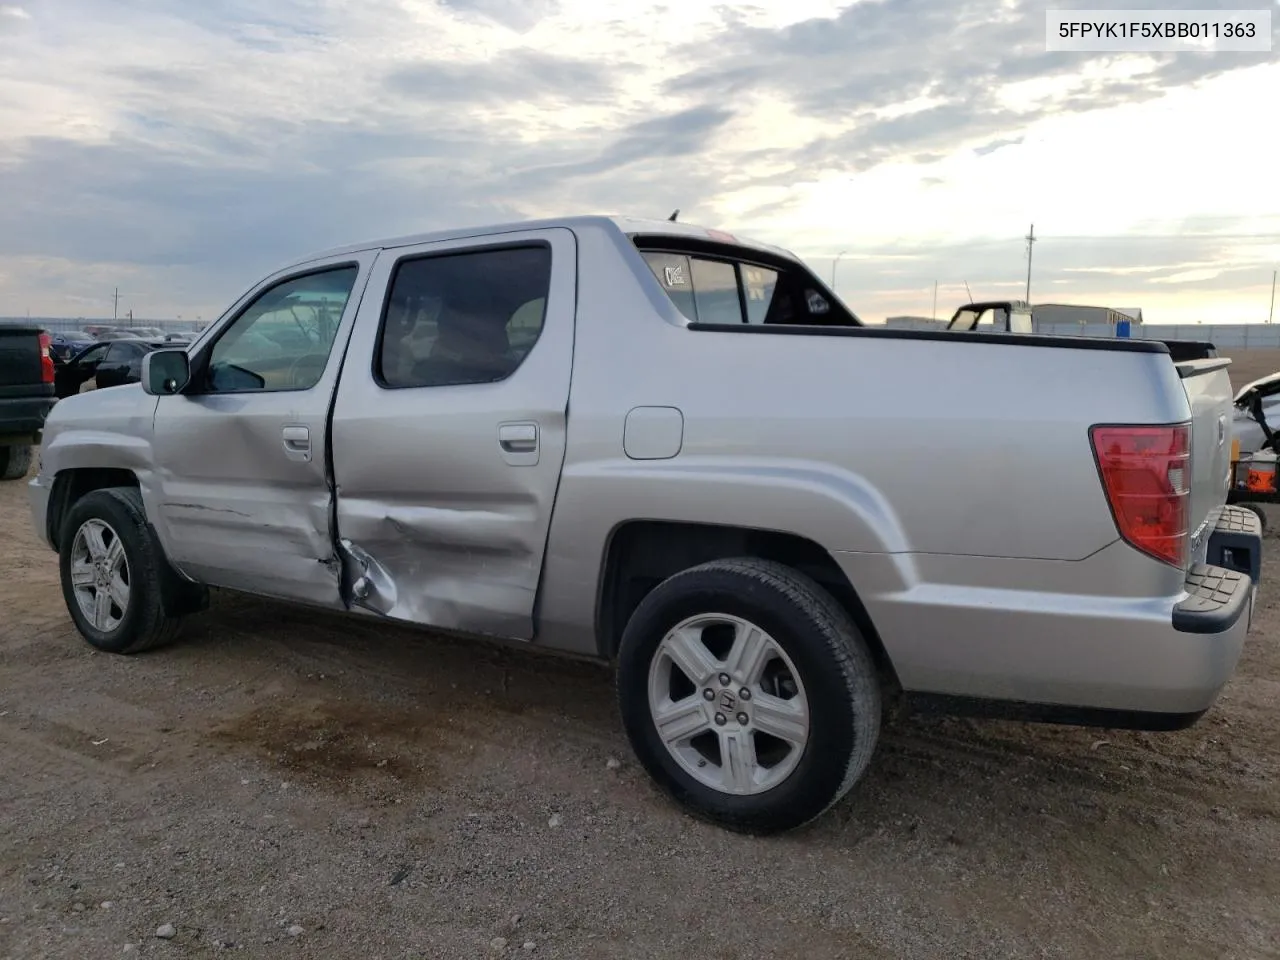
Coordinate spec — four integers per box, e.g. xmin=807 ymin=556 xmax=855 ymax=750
xmin=205 ymin=266 xmax=359 ymax=393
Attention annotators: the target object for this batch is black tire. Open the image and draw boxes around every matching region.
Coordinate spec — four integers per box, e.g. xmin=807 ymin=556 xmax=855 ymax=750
xmin=0 ymin=444 xmax=32 ymax=480
xmin=616 ymin=557 xmax=882 ymax=834
xmin=1242 ymin=502 xmax=1269 ymax=534
xmin=58 ymin=486 xmax=193 ymax=654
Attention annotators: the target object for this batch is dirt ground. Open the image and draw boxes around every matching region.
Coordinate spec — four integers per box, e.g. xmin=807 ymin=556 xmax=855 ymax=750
xmin=1 ymin=351 xmax=1279 ymax=960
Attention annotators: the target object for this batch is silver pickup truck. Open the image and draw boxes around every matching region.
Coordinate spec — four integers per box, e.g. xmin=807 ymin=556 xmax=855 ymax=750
xmin=28 ymin=215 xmax=1264 ymax=833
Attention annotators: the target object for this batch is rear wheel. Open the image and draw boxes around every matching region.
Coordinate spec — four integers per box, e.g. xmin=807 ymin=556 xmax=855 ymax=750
xmin=58 ymin=487 xmax=198 ymax=654
xmin=616 ymin=557 xmax=881 ymax=834
xmin=0 ymin=444 xmax=32 ymax=480
xmin=1241 ymin=502 xmax=1269 ymax=533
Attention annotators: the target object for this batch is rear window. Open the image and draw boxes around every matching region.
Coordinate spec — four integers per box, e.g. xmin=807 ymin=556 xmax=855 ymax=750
xmin=638 ymin=245 xmax=857 ymax=327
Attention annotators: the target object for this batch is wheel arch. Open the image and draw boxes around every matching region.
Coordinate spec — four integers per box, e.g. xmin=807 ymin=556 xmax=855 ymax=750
xmin=594 ymin=519 xmax=901 ymax=693
xmin=47 ymin=467 xmax=140 ymax=551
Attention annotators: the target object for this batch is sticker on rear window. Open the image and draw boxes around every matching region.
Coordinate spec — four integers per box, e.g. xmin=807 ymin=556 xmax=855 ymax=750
xmin=664 ymin=265 xmax=687 ymax=287
xmin=806 ymin=290 xmax=830 ymax=314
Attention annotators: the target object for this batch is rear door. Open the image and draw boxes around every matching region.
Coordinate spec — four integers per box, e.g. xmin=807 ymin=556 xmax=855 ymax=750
xmin=330 ymin=228 xmax=577 ymax=639
xmin=150 ymin=252 xmax=377 ymax=606
xmin=95 ymin=341 xmax=144 ymax=389
xmin=59 ymin=342 xmax=108 ymax=396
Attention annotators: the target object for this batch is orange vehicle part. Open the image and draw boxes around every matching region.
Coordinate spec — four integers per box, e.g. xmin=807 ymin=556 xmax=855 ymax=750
xmin=1246 ymin=467 xmax=1278 ymax=494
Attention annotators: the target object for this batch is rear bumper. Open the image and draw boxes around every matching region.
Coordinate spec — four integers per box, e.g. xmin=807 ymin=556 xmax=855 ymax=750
xmin=849 ymin=507 xmax=1264 ymax=726
xmin=0 ymin=391 xmax=56 ymax=440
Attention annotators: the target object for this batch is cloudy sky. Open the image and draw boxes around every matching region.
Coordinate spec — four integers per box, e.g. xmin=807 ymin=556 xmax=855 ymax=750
xmin=1 ymin=0 xmax=1277 ymax=324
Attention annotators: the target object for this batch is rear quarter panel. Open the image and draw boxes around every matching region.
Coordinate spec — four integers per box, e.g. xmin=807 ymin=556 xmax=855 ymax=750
xmin=534 ymin=223 xmax=1193 ymax=658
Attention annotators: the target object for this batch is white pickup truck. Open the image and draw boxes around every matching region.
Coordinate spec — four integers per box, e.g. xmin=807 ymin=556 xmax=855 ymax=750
xmin=29 ymin=215 xmax=1263 ymax=833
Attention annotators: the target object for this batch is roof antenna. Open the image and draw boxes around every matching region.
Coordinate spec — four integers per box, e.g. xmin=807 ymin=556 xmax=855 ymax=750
xmin=668 ymin=209 xmax=679 ymax=222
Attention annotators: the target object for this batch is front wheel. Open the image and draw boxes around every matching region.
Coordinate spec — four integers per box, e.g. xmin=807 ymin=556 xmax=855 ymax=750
xmin=58 ymin=487 xmax=192 ymax=654
xmin=616 ymin=557 xmax=882 ymax=834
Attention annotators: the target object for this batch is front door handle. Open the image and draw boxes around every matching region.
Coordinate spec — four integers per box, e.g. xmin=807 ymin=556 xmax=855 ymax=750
xmin=498 ymin=423 xmax=537 ymax=452
xmin=282 ymin=424 xmax=311 ymax=462
xmin=498 ymin=422 xmax=539 ymax=465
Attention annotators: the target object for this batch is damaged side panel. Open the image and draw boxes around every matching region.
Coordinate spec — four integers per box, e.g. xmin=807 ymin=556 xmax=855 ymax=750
xmin=330 ymin=227 xmax=578 ymax=640
xmin=149 ymin=252 xmax=379 ymax=607
xmin=158 ymin=476 xmax=342 ymax=605
xmin=335 ymin=487 xmax=549 ymax=636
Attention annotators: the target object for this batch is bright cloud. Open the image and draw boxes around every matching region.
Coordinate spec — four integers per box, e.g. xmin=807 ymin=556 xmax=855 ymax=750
xmin=0 ymin=0 xmax=1275 ymax=324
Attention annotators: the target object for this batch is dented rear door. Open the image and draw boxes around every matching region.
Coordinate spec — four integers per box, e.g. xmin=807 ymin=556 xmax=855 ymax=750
xmin=330 ymin=228 xmax=577 ymax=639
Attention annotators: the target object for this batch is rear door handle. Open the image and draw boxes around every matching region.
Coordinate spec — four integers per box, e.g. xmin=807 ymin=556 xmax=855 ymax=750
xmin=498 ymin=422 xmax=539 ymax=465
xmin=282 ymin=424 xmax=311 ymax=462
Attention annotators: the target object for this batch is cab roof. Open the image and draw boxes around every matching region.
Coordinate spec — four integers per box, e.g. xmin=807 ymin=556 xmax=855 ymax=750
xmin=283 ymin=215 xmax=797 ymax=272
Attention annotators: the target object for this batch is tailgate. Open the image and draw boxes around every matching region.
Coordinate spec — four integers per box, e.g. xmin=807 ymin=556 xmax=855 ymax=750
xmin=1178 ymin=357 xmax=1234 ymax=555
xmin=0 ymin=326 xmax=44 ymax=394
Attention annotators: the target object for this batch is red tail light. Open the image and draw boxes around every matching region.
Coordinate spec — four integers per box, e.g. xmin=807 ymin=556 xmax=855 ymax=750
xmin=38 ymin=332 xmax=55 ymax=384
xmin=1090 ymin=423 xmax=1190 ymax=568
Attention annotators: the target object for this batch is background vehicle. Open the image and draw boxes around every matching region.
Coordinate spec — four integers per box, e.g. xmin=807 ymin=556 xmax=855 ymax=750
xmin=54 ymin=337 xmax=186 ymax=399
xmin=28 ymin=216 xmax=1263 ymax=834
xmin=946 ymin=299 xmax=1035 ymax=332
xmin=1223 ymin=371 xmax=1280 ymax=530
xmin=0 ymin=324 xmax=56 ymax=479
xmin=84 ymin=326 xmax=145 ymax=342
xmin=1231 ymin=371 xmax=1280 ymax=457
xmin=946 ymin=299 xmax=1219 ymax=363
xmin=49 ymin=329 xmax=97 ymax=361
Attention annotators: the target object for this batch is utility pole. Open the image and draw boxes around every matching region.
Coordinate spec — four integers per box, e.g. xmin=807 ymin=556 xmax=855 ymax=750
xmin=1024 ymin=223 xmax=1036 ymax=303
xmin=831 ymin=250 xmax=848 ymax=291
xmin=932 ymin=280 xmax=938 ymax=320
xmin=113 ymin=287 xmax=119 ymax=321
xmin=1270 ymin=269 xmax=1276 ymax=324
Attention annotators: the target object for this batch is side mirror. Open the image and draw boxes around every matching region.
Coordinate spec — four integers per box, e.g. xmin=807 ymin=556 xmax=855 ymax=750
xmin=141 ymin=349 xmax=192 ymax=396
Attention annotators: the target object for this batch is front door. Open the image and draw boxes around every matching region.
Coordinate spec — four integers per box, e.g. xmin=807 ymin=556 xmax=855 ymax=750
xmin=330 ymin=228 xmax=577 ymax=639
xmin=95 ymin=340 xmax=146 ymax=390
xmin=149 ymin=252 xmax=377 ymax=606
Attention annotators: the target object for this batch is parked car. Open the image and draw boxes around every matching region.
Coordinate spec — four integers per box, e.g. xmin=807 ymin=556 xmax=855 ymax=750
xmin=28 ymin=215 xmax=1263 ymax=834
xmin=946 ymin=299 xmax=1036 ymax=332
xmin=48 ymin=329 xmax=98 ymax=361
xmin=0 ymin=324 xmax=56 ymax=479
xmin=83 ymin=326 xmax=144 ymax=342
xmin=54 ymin=337 xmax=184 ymax=399
xmin=1230 ymin=371 xmax=1280 ymax=457
xmin=946 ymin=300 xmax=1219 ymax=362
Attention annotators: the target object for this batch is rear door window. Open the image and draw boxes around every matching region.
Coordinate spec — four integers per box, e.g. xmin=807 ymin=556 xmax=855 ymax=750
xmin=642 ymin=253 xmax=698 ymax=321
xmin=641 ymin=252 xmax=744 ymax=324
xmin=690 ymin=258 xmax=740 ymax=325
